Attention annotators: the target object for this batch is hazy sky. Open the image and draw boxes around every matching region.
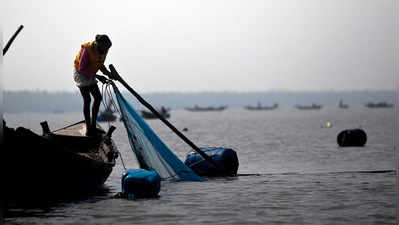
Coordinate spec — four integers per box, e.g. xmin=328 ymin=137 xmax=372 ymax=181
xmin=1 ymin=0 xmax=398 ymax=92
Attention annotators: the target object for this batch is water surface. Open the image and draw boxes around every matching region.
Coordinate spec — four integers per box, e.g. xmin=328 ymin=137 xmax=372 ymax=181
xmin=4 ymin=108 xmax=397 ymax=224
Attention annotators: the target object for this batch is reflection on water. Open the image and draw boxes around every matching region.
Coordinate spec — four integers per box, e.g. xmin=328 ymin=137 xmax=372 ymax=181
xmin=3 ymin=108 xmax=398 ymax=224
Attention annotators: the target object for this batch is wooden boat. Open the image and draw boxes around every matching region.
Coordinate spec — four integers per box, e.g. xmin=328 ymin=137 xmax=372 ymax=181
xmin=140 ymin=107 xmax=170 ymax=119
xmin=2 ymin=27 xmax=118 ymax=201
xmin=185 ymin=105 xmax=228 ymax=112
xmin=365 ymin=102 xmax=393 ymax=108
xmin=294 ymin=103 xmax=322 ymax=110
xmin=339 ymin=99 xmax=349 ymax=109
xmin=2 ymin=120 xmax=119 ymax=200
xmin=245 ymin=102 xmax=278 ymax=110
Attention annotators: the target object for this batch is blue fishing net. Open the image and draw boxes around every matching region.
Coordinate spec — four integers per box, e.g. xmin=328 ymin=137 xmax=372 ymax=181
xmin=112 ymin=84 xmax=205 ymax=181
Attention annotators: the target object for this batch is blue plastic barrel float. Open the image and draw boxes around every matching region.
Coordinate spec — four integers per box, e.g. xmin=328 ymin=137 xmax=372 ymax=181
xmin=121 ymin=169 xmax=161 ymax=198
xmin=184 ymin=147 xmax=239 ymax=176
xmin=337 ymin=129 xmax=367 ymax=147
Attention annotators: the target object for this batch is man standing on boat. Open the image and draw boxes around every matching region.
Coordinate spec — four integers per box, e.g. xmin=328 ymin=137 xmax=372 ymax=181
xmin=73 ymin=34 xmax=112 ymax=136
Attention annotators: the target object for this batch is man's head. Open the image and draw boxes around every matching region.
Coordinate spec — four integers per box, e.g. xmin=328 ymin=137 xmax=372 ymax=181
xmin=95 ymin=34 xmax=112 ymax=54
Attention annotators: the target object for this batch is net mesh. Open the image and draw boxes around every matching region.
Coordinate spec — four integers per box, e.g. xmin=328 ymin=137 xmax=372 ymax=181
xmin=112 ymin=84 xmax=205 ymax=181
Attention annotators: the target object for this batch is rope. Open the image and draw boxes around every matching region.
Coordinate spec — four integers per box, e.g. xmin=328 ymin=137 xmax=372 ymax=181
xmin=100 ymin=80 xmax=131 ymax=172
xmin=100 ymin=80 xmax=120 ymax=129
xmin=119 ymin=152 xmax=127 ymax=171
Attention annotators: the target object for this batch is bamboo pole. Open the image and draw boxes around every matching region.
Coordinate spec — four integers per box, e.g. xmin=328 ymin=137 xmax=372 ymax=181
xmin=109 ymin=64 xmax=224 ymax=172
xmin=3 ymin=25 xmax=24 ymax=56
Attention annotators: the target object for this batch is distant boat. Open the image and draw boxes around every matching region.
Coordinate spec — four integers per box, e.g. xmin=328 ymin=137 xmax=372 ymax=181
xmin=339 ymin=99 xmax=349 ymax=109
xmin=97 ymin=108 xmax=117 ymax=122
xmin=185 ymin=105 xmax=228 ymax=112
xmin=140 ymin=106 xmax=170 ymax=119
xmin=365 ymin=102 xmax=393 ymax=108
xmin=245 ymin=102 xmax=278 ymax=110
xmin=295 ymin=103 xmax=323 ymax=110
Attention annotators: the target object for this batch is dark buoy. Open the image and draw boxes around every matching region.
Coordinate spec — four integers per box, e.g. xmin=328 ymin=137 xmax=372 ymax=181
xmin=184 ymin=147 xmax=239 ymax=176
xmin=337 ymin=129 xmax=367 ymax=147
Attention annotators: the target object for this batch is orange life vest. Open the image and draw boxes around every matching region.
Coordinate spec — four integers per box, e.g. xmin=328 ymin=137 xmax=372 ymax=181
xmin=73 ymin=42 xmax=108 ymax=73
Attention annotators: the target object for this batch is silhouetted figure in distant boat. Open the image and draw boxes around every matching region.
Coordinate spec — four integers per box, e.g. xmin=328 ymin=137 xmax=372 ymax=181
xmin=160 ymin=106 xmax=168 ymax=115
xmin=339 ymin=99 xmax=349 ymax=109
xmin=73 ymin=34 xmax=113 ymax=136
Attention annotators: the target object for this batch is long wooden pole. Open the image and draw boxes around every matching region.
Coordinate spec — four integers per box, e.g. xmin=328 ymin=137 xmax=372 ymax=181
xmin=109 ymin=64 xmax=224 ymax=172
xmin=3 ymin=25 xmax=24 ymax=56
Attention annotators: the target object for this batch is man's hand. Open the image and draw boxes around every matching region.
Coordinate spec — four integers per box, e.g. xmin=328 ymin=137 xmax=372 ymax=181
xmin=107 ymin=65 xmax=119 ymax=80
xmin=99 ymin=64 xmax=113 ymax=79
xmin=96 ymin=75 xmax=108 ymax=84
xmin=103 ymin=69 xmax=117 ymax=80
xmin=109 ymin=72 xmax=117 ymax=80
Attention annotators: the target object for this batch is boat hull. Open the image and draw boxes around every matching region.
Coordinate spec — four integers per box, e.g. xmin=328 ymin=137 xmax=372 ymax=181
xmin=185 ymin=106 xmax=228 ymax=112
xmin=140 ymin=110 xmax=170 ymax=119
xmin=97 ymin=111 xmax=117 ymax=122
xmin=2 ymin=121 xmax=118 ymax=200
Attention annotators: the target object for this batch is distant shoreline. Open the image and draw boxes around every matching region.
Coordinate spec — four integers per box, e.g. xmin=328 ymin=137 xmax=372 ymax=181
xmin=2 ymin=90 xmax=398 ymax=113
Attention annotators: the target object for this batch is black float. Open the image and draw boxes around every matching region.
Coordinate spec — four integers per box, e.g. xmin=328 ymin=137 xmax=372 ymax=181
xmin=337 ymin=129 xmax=367 ymax=147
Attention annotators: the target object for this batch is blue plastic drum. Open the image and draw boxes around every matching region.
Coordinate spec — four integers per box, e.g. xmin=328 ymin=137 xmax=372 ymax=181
xmin=121 ymin=169 xmax=161 ymax=198
xmin=184 ymin=147 xmax=239 ymax=176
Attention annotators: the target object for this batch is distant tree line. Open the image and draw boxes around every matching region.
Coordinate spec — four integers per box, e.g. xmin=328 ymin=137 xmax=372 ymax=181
xmin=4 ymin=91 xmax=83 ymax=113
xmin=3 ymin=90 xmax=398 ymax=113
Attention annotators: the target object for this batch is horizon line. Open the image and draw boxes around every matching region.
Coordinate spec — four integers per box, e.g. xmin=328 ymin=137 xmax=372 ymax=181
xmin=3 ymin=88 xmax=399 ymax=94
